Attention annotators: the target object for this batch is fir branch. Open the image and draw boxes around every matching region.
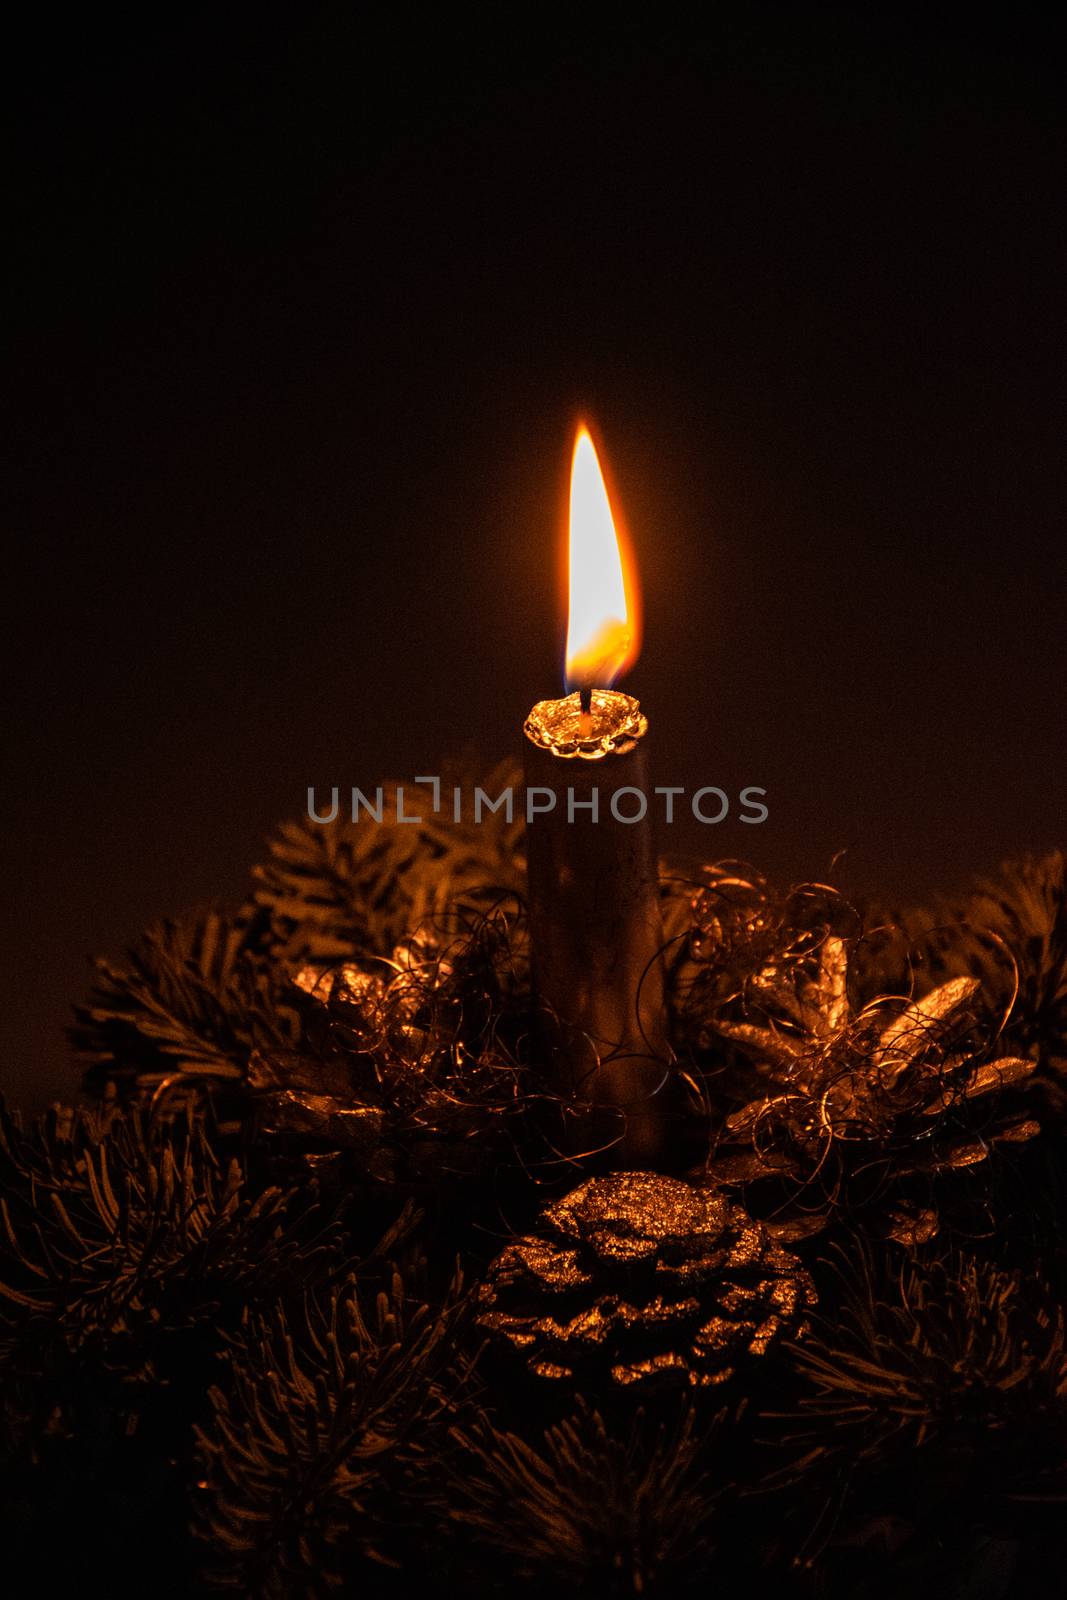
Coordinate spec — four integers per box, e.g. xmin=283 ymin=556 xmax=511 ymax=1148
xmin=72 ymin=905 xmax=299 ymax=1094
xmin=193 ymin=1267 xmax=479 ymax=1595
xmin=775 ymin=1247 xmax=1067 ymax=1480
xmin=447 ymin=1401 xmax=724 ymax=1595
xmin=0 ymin=1099 xmax=338 ymax=1380
xmin=253 ymin=759 xmax=525 ymax=963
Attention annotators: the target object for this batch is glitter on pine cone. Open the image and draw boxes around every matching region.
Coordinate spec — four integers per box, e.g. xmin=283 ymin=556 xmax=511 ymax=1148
xmin=669 ymin=863 xmax=857 ymax=1040
xmin=476 ymin=1172 xmax=815 ymax=1390
xmin=706 ymin=934 xmax=1039 ymax=1243
xmin=250 ymin=918 xmax=528 ymax=1183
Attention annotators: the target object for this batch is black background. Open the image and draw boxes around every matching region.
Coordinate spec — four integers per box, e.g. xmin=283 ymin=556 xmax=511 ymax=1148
xmin=5 ymin=10 xmax=1065 ymax=1108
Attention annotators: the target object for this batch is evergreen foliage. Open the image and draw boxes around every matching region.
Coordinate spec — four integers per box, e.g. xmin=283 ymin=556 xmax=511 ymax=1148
xmin=194 ymin=1269 xmax=478 ymax=1594
xmin=2 ymin=797 xmax=1065 ymax=1594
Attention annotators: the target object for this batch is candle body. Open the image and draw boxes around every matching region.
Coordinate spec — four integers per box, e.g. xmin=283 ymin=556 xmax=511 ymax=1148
xmin=524 ymin=690 xmax=671 ymax=1166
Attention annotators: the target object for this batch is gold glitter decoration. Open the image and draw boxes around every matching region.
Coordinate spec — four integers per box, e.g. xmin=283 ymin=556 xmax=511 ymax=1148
xmin=710 ymin=934 xmax=1039 ymax=1244
xmin=252 ymin=925 xmax=522 ymax=1184
xmin=524 ymin=689 xmax=648 ymax=760
xmin=477 ymin=1172 xmax=815 ymax=1390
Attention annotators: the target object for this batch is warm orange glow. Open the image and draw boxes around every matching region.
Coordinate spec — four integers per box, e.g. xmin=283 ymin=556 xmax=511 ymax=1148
xmin=565 ymin=425 xmax=640 ymax=688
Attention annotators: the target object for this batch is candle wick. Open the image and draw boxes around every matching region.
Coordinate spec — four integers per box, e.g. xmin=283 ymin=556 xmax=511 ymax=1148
xmin=578 ymin=684 xmax=594 ymax=736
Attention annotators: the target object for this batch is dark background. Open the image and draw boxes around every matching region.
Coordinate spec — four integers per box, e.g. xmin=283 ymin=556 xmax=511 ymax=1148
xmin=5 ymin=9 xmax=1065 ymax=1109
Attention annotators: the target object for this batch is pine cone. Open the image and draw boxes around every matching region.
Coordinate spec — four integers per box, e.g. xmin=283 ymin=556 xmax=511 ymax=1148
xmin=670 ymin=865 xmax=854 ymax=1046
xmin=710 ymin=936 xmax=1039 ymax=1242
xmin=251 ymin=925 xmax=524 ymax=1184
xmin=477 ymin=1172 xmax=815 ymax=1390
xmin=874 ymin=852 xmax=1067 ymax=1098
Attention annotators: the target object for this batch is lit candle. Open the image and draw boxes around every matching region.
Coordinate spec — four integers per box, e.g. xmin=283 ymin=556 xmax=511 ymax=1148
xmin=524 ymin=423 xmax=672 ymax=1166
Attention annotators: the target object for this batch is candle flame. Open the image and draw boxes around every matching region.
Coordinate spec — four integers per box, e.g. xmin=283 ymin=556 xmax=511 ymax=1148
xmin=565 ymin=425 xmax=640 ymax=689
